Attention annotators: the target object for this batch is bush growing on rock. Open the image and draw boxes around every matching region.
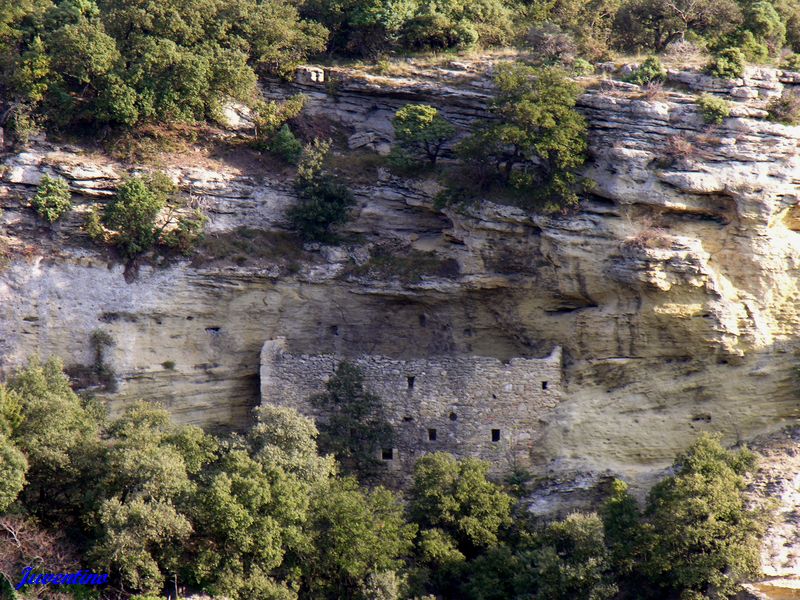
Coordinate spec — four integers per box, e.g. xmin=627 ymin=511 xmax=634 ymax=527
xmin=624 ymin=56 xmax=666 ymax=85
xmin=572 ymin=57 xmax=595 ymax=75
xmin=268 ymin=124 xmax=304 ymax=164
xmin=391 ymin=104 xmax=456 ymax=166
xmin=601 ymin=434 xmax=766 ymax=599
xmin=705 ymin=47 xmax=746 ymax=78
xmin=782 ymin=52 xmax=800 ymax=69
xmin=457 ymin=62 xmax=588 ymax=211
xmin=30 ymin=175 xmax=72 ymax=223
xmin=89 ymin=172 xmax=206 ymax=259
xmin=287 ymin=139 xmax=354 ymax=243
xmin=768 ymin=89 xmax=800 ymax=123
xmin=696 ymin=94 xmax=731 ymax=124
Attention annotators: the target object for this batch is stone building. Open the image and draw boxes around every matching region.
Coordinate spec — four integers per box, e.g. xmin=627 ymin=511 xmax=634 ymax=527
xmin=260 ymin=338 xmax=564 ymax=476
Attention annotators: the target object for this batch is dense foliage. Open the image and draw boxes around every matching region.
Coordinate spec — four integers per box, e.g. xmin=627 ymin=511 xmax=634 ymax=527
xmin=457 ymin=63 xmax=588 ymax=211
xmin=696 ymin=94 xmax=731 ymax=124
xmin=30 ymin=174 xmax=71 ymax=223
xmin=86 ymin=171 xmax=206 ymax=258
xmin=311 ymin=362 xmax=394 ymax=480
xmin=287 ymin=139 xmax=354 ymax=243
xmin=0 ymin=358 xmax=770 ymax=600
xmin=0 ymin=0 xmax=326 ymax=133
xmin=391 ymin=104 xmax=456 ymax=167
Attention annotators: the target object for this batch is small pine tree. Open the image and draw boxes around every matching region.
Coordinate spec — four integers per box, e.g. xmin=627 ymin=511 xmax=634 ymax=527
xmin=287 ymin=140 xmax=354 ymax=243
xmin=31 ymin=175 xmax=72 ymax=223
xmin=311 ymin=361 xmax=393 ymax=479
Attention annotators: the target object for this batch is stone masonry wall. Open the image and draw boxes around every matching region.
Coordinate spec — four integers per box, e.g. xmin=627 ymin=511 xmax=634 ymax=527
xmin=261 ymin=338 xmax=563 ymax=476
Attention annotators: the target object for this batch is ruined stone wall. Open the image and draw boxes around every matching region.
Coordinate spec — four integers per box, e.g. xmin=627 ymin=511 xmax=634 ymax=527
xmin=261 ymin=338 xmax=563 ymax=475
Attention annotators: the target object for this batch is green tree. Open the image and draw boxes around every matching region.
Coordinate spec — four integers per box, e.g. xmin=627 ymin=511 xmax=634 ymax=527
xmin=458 ymin=63 xmax=588 ymax=211
xmin=301 ymin=477 xmax=416 ymax=599
xmin=641 ymin=434 xmax=765 ymax=598
xmin=310 ymin=361 xmax=392 ymax=479
xmin=408 ymin=453 xmax=513 ymax=556
xmin=92 ymin=402 xmax=214 ymax=593
xmin=744 ymin=1 xmax=787 ymax=54
xmin=401 ymin=0 xmax=515 ymax=50
xmin=248 ymin=404 xmax=335 ymax=487
xmin=8 ymin=356 xmax=100 ymax=521
xmin=187 ymin=447 xmax=303 ymax=600
xmin=392 ymin=104 xmax=456 ymax=166
xmin=0 ymin=435 xmax=27 ymax=512
xmin=31 ymin=174 xmax=71 ymax=222
xmin=613 ymin=0 xmax=741 ymax=51
xmin=287 ymin=139 xmax=354 ymax=243
xmin=0 ymin=0 xmax=327 ymax=131
xmin=97 ymin=172 xmax=205 ymax=258
xmin=600 ymin=479 xmax=642 ymax=580
xmin=302 ymin=0 xmax=416 ymax=57
xmin=527 ymin=513 xmax=618 ymax=600
xmin=93 ymin=496 xmax=192 ymax=593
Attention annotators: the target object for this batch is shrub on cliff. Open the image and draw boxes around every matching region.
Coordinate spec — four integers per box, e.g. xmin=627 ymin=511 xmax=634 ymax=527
xmin=624 ymin=56 xmax=666 ymax=85
xmin=705 ymin=47 xmax=746 ymax=79
xmin=287 ymin=139 xmax=354 ymax=243
xmin=268 ymin=124 xmax=304 ymax=164
xmin=88 ymin=172 xmax=206 ymax=259
xmin=768 ymin=89 xmax=800 ymax=123
xmin=30 ymin=175 xmax=72 ymax=223
xmin=456 ymin=63 xmax=588 ymax=211
xmin=696 ymin=94 xmax=731 ymax=124
xmin=391 ymin=104 xmax=456 ymax=167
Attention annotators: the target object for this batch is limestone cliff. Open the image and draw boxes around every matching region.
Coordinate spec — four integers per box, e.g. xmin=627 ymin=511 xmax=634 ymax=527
xmin=3 ymin=59 xmax=800 ymax=587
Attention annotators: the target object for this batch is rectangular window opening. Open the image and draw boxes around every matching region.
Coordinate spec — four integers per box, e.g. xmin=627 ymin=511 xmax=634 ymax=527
xmin=407 ymin=375 xmax=415 ymax=390
xmin=428 ymin=428 xmax=437 ymax=441
xmin=542 ymin=381 xmax=548 ymax=390
xmin=382 ymin=448 xmax=394 ymax=460
xmin=491 ymin=429 xmax=501 ymax=442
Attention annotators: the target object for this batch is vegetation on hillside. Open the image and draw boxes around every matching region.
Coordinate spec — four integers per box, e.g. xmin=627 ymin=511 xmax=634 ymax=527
xmin=0 ymin=357 xmax=770 ymax=600
xmin=85 ymin=171 xmax=206 ymax=259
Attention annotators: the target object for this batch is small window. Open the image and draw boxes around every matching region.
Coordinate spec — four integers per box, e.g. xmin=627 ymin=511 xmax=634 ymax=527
xmin=491 ymin=429 xmax=501 ymax=442
xmin=330 ymin=324 xmax=339 ymax=336
xmin=542 ymin=381 xmax=548 ymax=390
xmin=382 ymin=448 xmax=394 ymax=460
xmin=449 ymin=412 xmax=458 ymax=421
xmin=428 ymin=428 xmax=437 ymax=441
xmin=407 ymin=376 xmax=415 ymax=390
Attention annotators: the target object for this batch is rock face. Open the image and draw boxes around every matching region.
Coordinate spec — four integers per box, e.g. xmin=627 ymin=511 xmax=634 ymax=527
xmin=3 ymin=60 xmax=800 ymax=582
